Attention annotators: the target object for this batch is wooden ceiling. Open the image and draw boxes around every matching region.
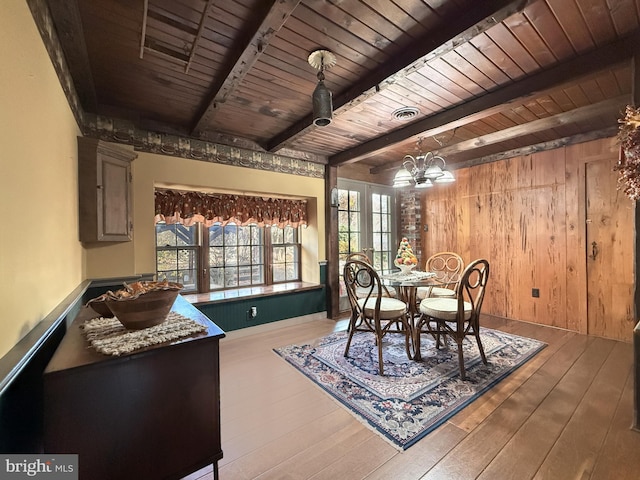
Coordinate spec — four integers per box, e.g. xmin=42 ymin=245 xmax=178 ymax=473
xmin=48 ymin=0 xmax=640 ymax=184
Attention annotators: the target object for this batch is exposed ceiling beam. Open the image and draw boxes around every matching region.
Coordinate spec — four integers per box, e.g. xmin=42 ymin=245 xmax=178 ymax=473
xmin=373 ymin=95 xmax=627 ymax=175
xmin=190 ymin=0 xmax=301 ymax=136
xmin=371 ymin=97 xmax=627 ymax=174
xmin=451 ymin=126 xmax=619 ymax=169
xmin=437 ymin=97 xmax=627 ymax=156
xmin=264 ymin=0 xmax=528 ymax=152
xmin=46 ymin=0 xmax=97 ymax=111
xmin=346 ymin=34 xmax=638 ymax=171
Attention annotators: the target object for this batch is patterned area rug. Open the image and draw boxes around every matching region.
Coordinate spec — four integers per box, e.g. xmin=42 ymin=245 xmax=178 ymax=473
xmin=274 ymin=328 xmax=546 ymax=450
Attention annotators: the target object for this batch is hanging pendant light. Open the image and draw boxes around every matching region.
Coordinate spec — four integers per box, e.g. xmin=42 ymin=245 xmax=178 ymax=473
xmin=308 ymin=49 xmax=336 ymax=127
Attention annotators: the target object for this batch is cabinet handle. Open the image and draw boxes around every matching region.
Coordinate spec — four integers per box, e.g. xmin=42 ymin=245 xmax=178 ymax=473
xmin=589 ymin=241 xmax=598 ymax=260
xmin=96 ymin=185 xmax=103 ymax=189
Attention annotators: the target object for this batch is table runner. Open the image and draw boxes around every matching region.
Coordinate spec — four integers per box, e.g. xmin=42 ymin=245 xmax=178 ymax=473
xmin=81 ymin=312 xmax=208 ymax=356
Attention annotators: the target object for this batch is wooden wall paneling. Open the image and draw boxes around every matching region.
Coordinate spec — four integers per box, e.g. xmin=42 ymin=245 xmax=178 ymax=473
xmin=487 ymin=191 xmax=507 ymax=316
xmin=503 ymin=187 xmax=517 ymax=319
xmin=535 ymin=184 xmax=567 ymax=328
xmin=455 ymin=168 xmax=471 ymax=265
xmin=513 ymin=187 xmax=538 ymax=323
xmin=533 ymin=149 xmax=568 ymax=328
xmin=516 ymin=153 xmax=535 ymax=189
xmin=609 ymin=164 xmax=635 ymax=341
xmin=564 ymin=143 xmax=588 ymax=334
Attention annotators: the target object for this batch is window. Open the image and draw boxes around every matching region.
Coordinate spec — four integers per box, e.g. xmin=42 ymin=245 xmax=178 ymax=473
xmin=155 ymin=223 xmax=301 ymax=292
xmin=155 ymin=223 xmax=200 ymax=292
xmin=271 ymin=226 xmax=300 ymax=282
xmin=209 ymin=225 xmax=264 ymax=289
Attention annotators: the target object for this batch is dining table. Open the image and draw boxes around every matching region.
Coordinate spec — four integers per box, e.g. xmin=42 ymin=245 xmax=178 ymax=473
xmin=380 ymin=269 xmax=455 ymax=359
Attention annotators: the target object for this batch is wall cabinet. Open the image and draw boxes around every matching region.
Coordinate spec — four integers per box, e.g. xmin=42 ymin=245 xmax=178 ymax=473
xmin=78 ymin=137 xmax=137 ymax=242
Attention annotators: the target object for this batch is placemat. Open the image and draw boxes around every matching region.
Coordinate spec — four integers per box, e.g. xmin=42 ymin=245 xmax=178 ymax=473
xmin=81 ymin=311 xmax=208 ymax=356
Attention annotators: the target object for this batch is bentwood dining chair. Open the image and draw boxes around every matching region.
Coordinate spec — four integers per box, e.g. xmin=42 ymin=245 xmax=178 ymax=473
xmin=344 ymin=252 xmax=396 ymax=298
xmin=416 ymin=251 xmax=464 ymax=300
xmin=414 ymin=258 xmax=490 ymax=380
xmin=343 ymin=259 xmax=413 ymax=375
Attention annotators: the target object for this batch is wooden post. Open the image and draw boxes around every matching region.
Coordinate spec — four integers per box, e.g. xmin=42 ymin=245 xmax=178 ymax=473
xmin=326 ymin=165 xmax=339 ymax=319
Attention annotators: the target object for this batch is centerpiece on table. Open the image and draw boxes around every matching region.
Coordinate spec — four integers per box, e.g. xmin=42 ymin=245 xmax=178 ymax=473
xmin=394 ymin=237 xmax=419 ymax=273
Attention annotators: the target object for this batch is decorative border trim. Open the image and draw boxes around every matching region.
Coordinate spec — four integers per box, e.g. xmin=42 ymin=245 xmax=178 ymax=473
xmin=26 ymin=0 xmax=324 ymax=179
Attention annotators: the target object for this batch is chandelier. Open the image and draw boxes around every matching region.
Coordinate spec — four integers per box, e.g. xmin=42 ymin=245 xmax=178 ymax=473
xmin=393 ymin=139 xmax=455 ymax=188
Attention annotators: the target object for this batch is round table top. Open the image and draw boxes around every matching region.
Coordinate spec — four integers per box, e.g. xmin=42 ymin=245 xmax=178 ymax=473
xmin=379 ymin=270 xmax=450 ymax=287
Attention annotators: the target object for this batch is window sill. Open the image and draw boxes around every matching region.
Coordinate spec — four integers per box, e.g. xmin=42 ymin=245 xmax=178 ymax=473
xmin=181 ymin=282 xmax=323 ymax=306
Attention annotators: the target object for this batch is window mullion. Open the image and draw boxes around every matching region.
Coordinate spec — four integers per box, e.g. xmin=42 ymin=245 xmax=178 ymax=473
xmin=265 ymin=228 xmax=273 ymax=286
xmin=199 ymin=223 xmax=208 ymax=293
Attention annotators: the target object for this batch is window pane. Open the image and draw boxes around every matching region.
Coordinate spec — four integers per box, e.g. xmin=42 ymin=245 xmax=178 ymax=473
xmin=284 ymin=226 xmax=295 ymax=243
xmin=271 ymin=227 xmax=283 ymax=243
xmin=209 ymin=247 xmax=224 ymax=267
xmin=177 ymin=269 xmax=197 ymax=291
xmin=349 ymin=234 xmax=361 ymax=252
xmin=338 ymin=190 xmax=348 ymax=209
xmin=238 ymin=245 xmax=251 ymax=265
xmin=209 ymin=225 xmax=223 ymax=246
xmin=225 ymin=246 xmax=238 ymax=265
xmin=285 ymin=245 xmax=295 ymax=262
xmin=238 ymin=266 xmax=252 ymax=286
xmin=209 ymin=268 xmax=224 ymax=289
xmin=252 ymin=265 xmax=264 ymax=283
xmin=157 ymin=250 xmax=177 ymax=271
xmin=349 ymin=212 xmax=359 ymax=230
xmin=225 ymin=226 xmax=237 ymax=244
xmin=273 ymin=264 xmax=286 ymax=282
xmin=224 ymin=268 xmax=238 ymax=287
xmin=273 ymin=246 xmax=285 ymax=263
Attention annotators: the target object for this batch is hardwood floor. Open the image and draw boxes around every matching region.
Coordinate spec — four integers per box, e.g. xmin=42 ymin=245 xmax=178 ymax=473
xmin=185 ymin=315 xmax=640 ymax=480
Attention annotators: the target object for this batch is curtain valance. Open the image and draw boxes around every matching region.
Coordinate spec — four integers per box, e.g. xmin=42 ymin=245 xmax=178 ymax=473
xmin=154 ymin=190 xmax=307 ymax=228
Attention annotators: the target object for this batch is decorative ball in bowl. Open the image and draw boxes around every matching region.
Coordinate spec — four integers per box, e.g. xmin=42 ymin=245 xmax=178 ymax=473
xmin=103 ymin=281 xmax=183 ymax=330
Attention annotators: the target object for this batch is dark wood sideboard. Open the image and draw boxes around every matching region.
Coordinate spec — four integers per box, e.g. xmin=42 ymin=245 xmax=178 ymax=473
xmin=42 ymin=295 xmax=225 ymax=480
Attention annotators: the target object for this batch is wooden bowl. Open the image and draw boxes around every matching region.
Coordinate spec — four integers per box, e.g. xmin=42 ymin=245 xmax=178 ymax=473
xmin=86 ymin=298 xmax=115 ymax=318
xmin=106 ymin=289 xmax=181 ymax=330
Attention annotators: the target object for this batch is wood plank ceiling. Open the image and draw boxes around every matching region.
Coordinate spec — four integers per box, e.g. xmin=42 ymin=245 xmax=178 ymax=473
xmin=48 ymin=0 xmax=640 ymax=184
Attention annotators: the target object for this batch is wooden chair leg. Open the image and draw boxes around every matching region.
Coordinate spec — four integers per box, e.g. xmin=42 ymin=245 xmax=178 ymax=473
xmin=475 ymin=330 xmax=487 ymax=365
xmin=456 ymin=339 xmax=466 ymax=380
xmin=343 ymin=316 xmax=358 ymax=357
xmin=377 ymin=336 xmax=384 ymax=375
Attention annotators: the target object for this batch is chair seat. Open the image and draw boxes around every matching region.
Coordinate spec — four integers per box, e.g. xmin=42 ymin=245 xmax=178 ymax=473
xmin=419 ymin=297 xmax=472 ymax=321
xmin=357 ymin=296 xmax=407 ymax=319
xmin=416 ymin=286 xmax=456 ymax=300
xmin=356 ymin=286 xmax=396 ymax=298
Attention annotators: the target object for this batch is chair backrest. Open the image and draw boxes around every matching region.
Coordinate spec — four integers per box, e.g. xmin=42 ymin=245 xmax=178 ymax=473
xmin=343 ymin=259 xmax=383 ymax=318
xmin=345 ymin=251 xmax=372 ymax=265
xmin=455 ymin=258 xmax=490 ymax=324
xmin=425 ymin=252 xmax=464 ymax=285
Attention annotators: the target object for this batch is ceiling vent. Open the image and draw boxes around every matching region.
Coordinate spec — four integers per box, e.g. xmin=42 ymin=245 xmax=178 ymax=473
xmin=392 ymin=107 xmax=420 ymax=121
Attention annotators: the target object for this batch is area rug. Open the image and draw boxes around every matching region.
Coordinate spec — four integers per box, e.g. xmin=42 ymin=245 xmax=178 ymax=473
xmin=274 ymin=328 xmax=546 ymax=450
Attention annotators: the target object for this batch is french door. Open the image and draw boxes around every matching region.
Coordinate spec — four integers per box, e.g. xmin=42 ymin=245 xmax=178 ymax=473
xmin=337 ymin=179 xmax=398 ymax=311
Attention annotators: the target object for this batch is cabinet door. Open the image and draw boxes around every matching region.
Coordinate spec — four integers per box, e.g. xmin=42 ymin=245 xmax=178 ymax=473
xmin=97 ymin=152 xmax=132 ymax=240
xmin=78 ymin=137 xmax=136 ymax=242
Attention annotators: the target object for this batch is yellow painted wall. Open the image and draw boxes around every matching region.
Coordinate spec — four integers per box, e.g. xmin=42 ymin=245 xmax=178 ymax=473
xmin=83 ymin=148 xmax=326 ymax=283
xmin=0 ymin=1 xmax=84 ymax=357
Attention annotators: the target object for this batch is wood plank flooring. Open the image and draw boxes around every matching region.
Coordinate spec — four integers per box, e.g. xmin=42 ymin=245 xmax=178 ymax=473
xmin=184 ymin=315 xmax=640 ymax=480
